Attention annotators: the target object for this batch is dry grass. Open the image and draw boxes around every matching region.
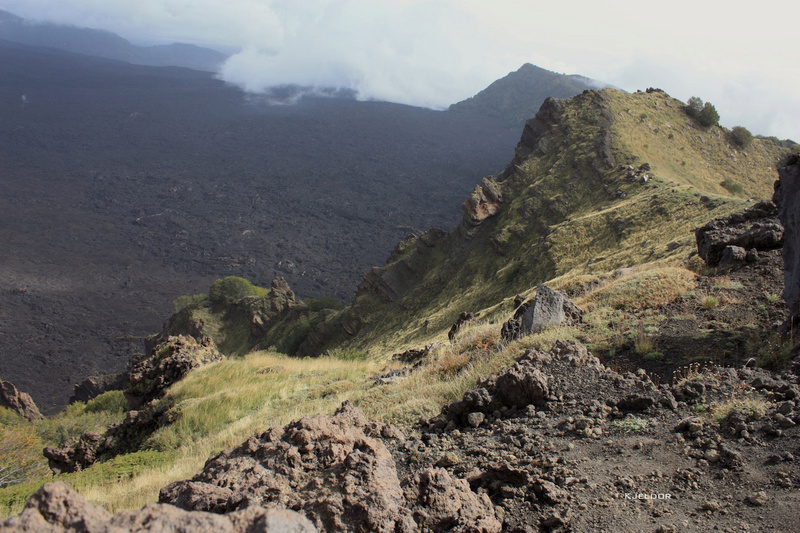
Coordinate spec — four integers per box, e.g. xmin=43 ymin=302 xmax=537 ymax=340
xmin=578 ymin=266 xmax=697 ymax=311
xmin=706 ymin=393 xmax=768 ymax=427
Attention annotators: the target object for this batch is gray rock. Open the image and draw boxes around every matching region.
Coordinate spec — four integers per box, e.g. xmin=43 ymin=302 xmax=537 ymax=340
xmin=745 ymin=491 xmax=767 ymax=506
xmin=466 ymin=412 xmax=486 ymax=428
xmin=522 ymin=285 xmax=564 ymax=334
xmin=695 ymin=200 xmax=783 ymax=266
xmin=776 ymin=154 xmax=800 ymax=316
xmin=718 ymin=245 xmax=747 ymax=270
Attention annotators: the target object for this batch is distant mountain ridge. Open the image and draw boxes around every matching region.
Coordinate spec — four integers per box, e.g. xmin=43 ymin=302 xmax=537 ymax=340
xmin=0 ymin=9 xmax=228 ymax=72
xmin=449 ymin=63 xmax=603 ymax=128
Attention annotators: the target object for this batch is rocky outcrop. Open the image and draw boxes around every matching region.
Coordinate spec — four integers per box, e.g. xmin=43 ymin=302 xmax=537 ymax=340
xmin=447 ymin=312 xmax=474 ymax=341
xmin=43 ymin=405 xmax=169 ymax=474
xmin=443 ymin=340 xmax=600 ymax=425
xmin=500 ymin=285 xmax=583 ymax=342
xmin=695 ymin=200 xmax=783 ymax=267
xmin=0 ymin=380 xmax=43 ymax=421
xmin=126 ymin=335 xmax=223 ymax=410
xmin=505 ymin=97 xmax=565 ymax=173
xmin=68 ymin=372 xmax=128 ymax=404
xmin=237 ymin=277 xmax=299 ymax=338
xmin=44 ymin=335 xmax=222 ymax=474
xmin=160 ymin=402 xmax=499 ymax=532
xmin=460 ymin=176 xmax=503 ymax=234
xmin=775 ymin=154 xmax=800 ymax=316
xmin=1 ymin=482 xmax=317 ymax=532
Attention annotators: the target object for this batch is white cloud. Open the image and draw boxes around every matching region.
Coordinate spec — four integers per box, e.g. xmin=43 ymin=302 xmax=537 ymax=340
xmin=1 ymin=0 xmax=798 ymax=138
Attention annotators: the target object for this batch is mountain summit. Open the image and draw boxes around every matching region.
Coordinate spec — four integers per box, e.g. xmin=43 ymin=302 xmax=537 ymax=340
xmin=449 ymin=63 xmax=602 ymax=129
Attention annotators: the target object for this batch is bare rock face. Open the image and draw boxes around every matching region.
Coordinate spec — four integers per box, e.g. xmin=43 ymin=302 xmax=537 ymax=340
xmin=1 ymin=482 xmax=317 ymax=533
xmin=695 ymin=200 xmax=783 ymax=267
xmin=775 ymin=154 xmax=800 ymax=317
xmin=68 ymin=372 xmax=128 ymax=404
xmin=0 ymin=380 xmax=43 ymax=421
xmin=501 ymin=285 xmax=583 ymax=342
xmin=460 ymin=176 xmax=503 ymax=234
xmin=125 ymin=335 xmax=224 ymax=410
xmin=160 ymin=402 xmax=499 ymax=532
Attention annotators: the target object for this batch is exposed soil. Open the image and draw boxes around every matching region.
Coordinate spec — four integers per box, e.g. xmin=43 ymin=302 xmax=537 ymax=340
xmin=388 ymin=341 xmax=800 ymax=532
xmin=602 ymin=250 xmax=791 ymax=382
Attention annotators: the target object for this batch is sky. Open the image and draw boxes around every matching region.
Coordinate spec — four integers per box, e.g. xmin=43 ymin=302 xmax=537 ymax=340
xmin=2 ymin=0 xmax=798 ymax=140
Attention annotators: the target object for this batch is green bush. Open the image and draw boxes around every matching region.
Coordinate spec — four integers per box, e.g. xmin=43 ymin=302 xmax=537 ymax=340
xmin=698 ymin=102 xmax=719 ymax=128
xmin=208 ymin=277 xmax=266 ymax=309
xmin=84 ymin=390 xmax=127 ymax=415
xmin=306 ymin=297 xmax=345 ymax=312
xmin=172 ymin=293 xmax=208 ymax=313
xmin=730 ymin=126 xmax=753 ymax=148
xmin=685 ymin=96 xmax=704 ymax=118
xmin=684 ymin=97 xmax=719 ymax=128
xmin=720 ymin=178 xmax=743 ymax=195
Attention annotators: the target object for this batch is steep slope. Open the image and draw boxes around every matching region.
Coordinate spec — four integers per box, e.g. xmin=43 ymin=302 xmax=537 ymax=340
xmin=448 ymin=63 xmax=601 ymax=129
xmin=153 ymin=88 xmax=790 ymax=362
xmin=0 ymin=41 xmax=520 ymax=412
xmin=306 ymin=88 xmax=790 ymax=355
xmin=0 ymin=10 xmax=227 ymax=71
xmin=1 ymin=90 xmax=797 ymax=528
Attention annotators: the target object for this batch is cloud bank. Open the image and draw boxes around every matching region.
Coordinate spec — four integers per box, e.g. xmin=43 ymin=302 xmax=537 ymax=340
xmin=2 ymin=0 xmax=798 ymax=139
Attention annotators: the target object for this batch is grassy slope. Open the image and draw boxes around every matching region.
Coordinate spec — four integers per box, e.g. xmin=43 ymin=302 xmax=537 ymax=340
xmin=0 ymin=88 xmax=791 ymax=517
xmin=335 ymin=89 xmax=787 ymax=354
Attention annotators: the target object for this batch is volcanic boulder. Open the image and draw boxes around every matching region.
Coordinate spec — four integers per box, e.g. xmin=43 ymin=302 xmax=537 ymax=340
xmin=444 ymin=340 xmax=600 ymax=424
xmin=775 ymin=154 xmax=800 ymax=316
xmin=695 ymin=200 xmax=783 ymax=267
xmin=0 ymin=380 xmax=43 ymax=421
xmin=1 ymin=482 xmax=317 ymax=533
xmin=501 ymin=285 xmax=583 ymax=342
xmin=159 ymin=402 xmax=500 ymax=532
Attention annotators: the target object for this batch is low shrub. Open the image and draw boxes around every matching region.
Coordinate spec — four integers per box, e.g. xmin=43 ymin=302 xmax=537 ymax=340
xmin=208 ymin=277 xmax=266 ymax=309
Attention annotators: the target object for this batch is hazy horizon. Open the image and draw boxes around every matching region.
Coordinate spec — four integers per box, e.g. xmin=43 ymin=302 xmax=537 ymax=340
xmin=1 ymin=0 xmax=797 ymax=140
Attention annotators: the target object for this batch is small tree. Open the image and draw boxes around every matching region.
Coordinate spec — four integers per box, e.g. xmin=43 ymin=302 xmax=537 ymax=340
xmin=685 ymin=96 xmax=704 ymax=118
xmin=697 ymin=102 xmax=720 ymax=128
xmin=730 ymin=126 xmax=753 ymax=148
xmin=684 ymin=97 xmax=719 ymax=128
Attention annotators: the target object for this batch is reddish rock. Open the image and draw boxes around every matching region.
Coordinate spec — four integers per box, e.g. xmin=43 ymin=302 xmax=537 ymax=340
xmin=0 ymin=380 xmax=43 ymax=421
xmin=0 ymin=482 xmax=316 ymax=533
xmin=160 ymin=402 xmax=500 ymax=532
xmin=402 ymin=468 xmax=501 ymax=532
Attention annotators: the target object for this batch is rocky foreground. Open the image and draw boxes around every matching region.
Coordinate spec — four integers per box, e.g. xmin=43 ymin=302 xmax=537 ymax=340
xmin=4 ymin=340 xmax=799 ymax=532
